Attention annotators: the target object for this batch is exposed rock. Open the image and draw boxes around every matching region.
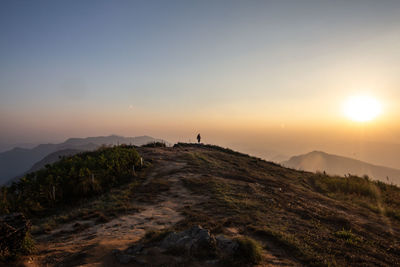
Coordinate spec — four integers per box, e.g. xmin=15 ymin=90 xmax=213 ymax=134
xmin=114 ymin=226 xmax=241 ymax=265
xmin=161 ymin=225 xmax=217 ymax=257
xmin=113 ymin=248 xmax=145 ymax=265
xmin=126 ymin=243 xmax=144 ymax=254
xmin=216 ymin=234 xmax=239 ymax=256
xmin=115 ymin=253 xmax=135 ymax=264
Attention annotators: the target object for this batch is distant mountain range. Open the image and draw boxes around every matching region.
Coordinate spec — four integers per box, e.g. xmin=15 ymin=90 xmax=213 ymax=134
xmin=282 ymin=151 xmax=400 ymax=186
xmin=0 ymin=135 xmax=165 ymax=185
xmin=25 ymin=149 xmax=84 ymax=173
xmin=0 ymin=142 xmax=38 ymax=153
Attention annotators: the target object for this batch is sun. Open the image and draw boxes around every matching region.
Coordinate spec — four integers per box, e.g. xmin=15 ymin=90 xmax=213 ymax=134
xmin=343 ymin=95 xmax=382 ymax=122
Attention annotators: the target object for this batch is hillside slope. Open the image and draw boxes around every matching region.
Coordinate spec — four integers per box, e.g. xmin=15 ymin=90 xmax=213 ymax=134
xmin=282 ymin=151 xmax=400 ymax=186
xmin=6 ymin=144 xmax=400 ymax=266
xmin=27 ymin=149 xmax=83 ymax=173
xmin=0 ymin=135 xmax=164 ymax=185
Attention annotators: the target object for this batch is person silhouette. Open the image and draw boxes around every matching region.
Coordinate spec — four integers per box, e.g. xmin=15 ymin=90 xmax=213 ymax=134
xmin=197 ymin=133 xmax=201 ymax=143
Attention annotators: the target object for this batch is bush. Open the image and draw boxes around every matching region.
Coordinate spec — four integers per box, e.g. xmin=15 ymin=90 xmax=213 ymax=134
xmin=20 ymin=233 xmax=35 ymax=254
xmin=230 ymin=236 xmax=262 ymax=265
xmin=0 ymin=146 xmax=142 ymax=216
xmin=141 ymin=142 xmax=166 ymax=148
xmin=0 ymin=213 xmax=32 ymax=260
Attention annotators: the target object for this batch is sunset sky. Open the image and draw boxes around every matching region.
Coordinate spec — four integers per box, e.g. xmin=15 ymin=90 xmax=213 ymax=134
xmin=1 ymin=1 xmax=400 ymax=164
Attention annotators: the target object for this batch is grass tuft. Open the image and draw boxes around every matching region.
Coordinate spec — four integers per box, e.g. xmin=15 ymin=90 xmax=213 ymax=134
xmin=221 ymin=236 xmax=262 ymax=266
xmin=234 ymin=236 xmax=262 ymax=264
xmin=334 ymin=229 xmax=361 ymax=245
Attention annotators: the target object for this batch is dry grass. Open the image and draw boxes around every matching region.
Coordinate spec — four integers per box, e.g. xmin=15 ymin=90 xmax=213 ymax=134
xmin=173 ymin=144 xmax=400 ymax=266
xmin=307 ymin=174 xmax=400 ymax=221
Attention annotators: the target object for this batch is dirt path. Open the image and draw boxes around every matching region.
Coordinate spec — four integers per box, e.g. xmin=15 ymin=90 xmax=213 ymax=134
xmin=23 ymin=149 xmax=300 ymax=266
xmin=25 ymin=159 xmax=204 ymax=266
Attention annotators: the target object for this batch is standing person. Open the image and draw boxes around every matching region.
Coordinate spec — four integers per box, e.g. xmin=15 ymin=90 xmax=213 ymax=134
xmin=197 ymin=133 xmax=201 ymax=144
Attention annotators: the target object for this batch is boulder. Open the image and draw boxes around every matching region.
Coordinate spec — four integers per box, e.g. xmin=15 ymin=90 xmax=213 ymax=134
xmin=216 ymin=235 xmax=239 ymax=256
xmin=161 ymin=225 xmax=216 ymax=257
xmin=126 ymin=243 xmax=144 ymax=255
xmin=113 ymin=248 xmax=146 ymax=265
xmin=114 ymin=226 xmax=242 ymax=265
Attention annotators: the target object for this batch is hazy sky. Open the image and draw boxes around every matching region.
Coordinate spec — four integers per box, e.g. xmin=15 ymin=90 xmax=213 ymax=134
xmin=1 ymin=1 xmax=400 ymax=159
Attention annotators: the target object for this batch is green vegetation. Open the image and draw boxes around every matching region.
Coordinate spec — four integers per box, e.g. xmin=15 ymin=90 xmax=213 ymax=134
xmin=220 ymin=236 xmax=263 ymax=267
xmin=0 ymin=145 xmax=142 ymax=216
xmin=20 ymin=232 xmax=35 ymax=255
xmin=232 ymin=237 xmax=262 ymax=265
xmin=307 ymin=174 xmax=400 ymax=221
xmin=308 ymin=174 xmax=379 ymax=198
xmin=334 ymin=229 xmax=361 ymax=245
xmin=0 ymin=233 xmax=35 ymax=261
xmin=141 ymin=141 xmax=167 ymax=148
xmin=249 ymin=226 xmax=319 ymax=265
xmin=0 ymin=146 xmax=144 ymax=262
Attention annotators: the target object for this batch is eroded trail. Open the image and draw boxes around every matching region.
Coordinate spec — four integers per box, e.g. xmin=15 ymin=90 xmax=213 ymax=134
xmin=23 ymin=148 xmax=302 ymax=267
xmin=26 ymin=156 xmax=204 ymax=266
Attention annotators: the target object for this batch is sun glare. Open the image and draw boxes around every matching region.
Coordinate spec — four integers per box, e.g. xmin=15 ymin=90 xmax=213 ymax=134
xmin=343 ymin=95 xmax=382 ymax=122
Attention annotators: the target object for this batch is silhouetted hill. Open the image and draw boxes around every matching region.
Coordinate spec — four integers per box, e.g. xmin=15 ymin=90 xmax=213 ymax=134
xmin=0 ymin=142 xmax=37 ymax=153
xmin=0 ymin=135 xmax=165 ymax=185
xmin=282 ymin=151 xmax=400 ymax=186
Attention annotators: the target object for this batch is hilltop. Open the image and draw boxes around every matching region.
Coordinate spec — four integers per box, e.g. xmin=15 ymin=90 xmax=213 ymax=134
xmin=283 ymin=151 xmax=400 ymax=186
xmin=1 ymin=144 xmax=400 ymax=266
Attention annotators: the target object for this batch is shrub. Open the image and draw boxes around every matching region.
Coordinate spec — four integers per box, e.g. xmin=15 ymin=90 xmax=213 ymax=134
xmin=20 ymin=233 xmax=35 ymax=254
xmin=0 ymin=213 xmax=32 ymax=260
xmin=231 ymin=236 xmax=262 ymax=265
xmin=0 ymin=146 xmax=142 ymax=216
xmin=141 ymin=142 xmax=166 ymax=148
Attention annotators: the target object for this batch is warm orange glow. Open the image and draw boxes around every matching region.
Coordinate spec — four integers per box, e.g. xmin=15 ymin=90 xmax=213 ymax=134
xmin=343 ymin=95 xmax=382 ymax=122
